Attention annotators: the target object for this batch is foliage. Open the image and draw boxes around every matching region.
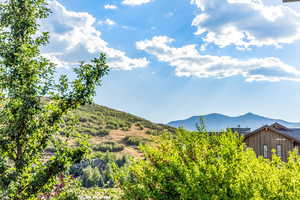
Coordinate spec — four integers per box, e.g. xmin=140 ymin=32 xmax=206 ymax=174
xmin=41 ymin=176 xmax=81 ymax=200
xmin=69 ymin=153 xmax=130 ymax=189
xmin=105 ymin=120 xmax=120 ymax=130
xmin=0 ymin=0 xmax=109 ymax=199
xmin=118 ymin=128 xmax=300 ymax=200
xmin=93 ymin=142 xmax=125 ymax=153
xmin=145 ymin=129 xmax=161 ymax=136
xmin=135 ymin=123 xmax=144 ymax=130
xmin=96 ymin=129 xmax=110 ymax=137
xmin=82 ymin=166 xmax=103 ymax=188
xmin=123 ymin=136 xmax=149 ymax=146
xmin=78 ymin=188 xmax=122 ymax=200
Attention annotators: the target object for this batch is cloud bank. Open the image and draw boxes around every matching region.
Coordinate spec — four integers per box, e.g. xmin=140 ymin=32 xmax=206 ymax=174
xmin=191 ymin=0 xmax=300 ymax=50
xmin=136 ymin=36 xmax=300 ymax=82
xmin=41 ymin=0 xmax=149 ymax=70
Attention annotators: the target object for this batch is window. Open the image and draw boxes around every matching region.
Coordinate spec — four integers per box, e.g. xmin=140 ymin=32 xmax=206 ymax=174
xmin=276 ymin=144 xmax=283 ymax=158
xmin=263 ymin=144 xmax=268 ymax=158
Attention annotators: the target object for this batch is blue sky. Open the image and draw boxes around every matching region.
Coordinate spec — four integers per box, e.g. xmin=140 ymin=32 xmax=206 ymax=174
xmin=42 ymin=0 xmax=300 ymax=123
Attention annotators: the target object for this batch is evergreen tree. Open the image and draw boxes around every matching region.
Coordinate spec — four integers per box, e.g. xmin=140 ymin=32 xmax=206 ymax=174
xmin=0 ymin=0 xmax=109 ymax=199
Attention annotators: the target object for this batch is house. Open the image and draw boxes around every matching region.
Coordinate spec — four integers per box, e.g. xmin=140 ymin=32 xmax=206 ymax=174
xmin=244 ymin=123 xmax=300 ymax=161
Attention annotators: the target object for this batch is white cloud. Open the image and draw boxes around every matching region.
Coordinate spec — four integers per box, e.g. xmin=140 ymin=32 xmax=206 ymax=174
xmin=191 ymin=0 xmax=300 ymax=50
xmin=98 ymin=18 xmax=116 ymax=26
xmin=122 ymin=0 xmax=154 ymax=6
xmin=104 ymin=4 xmax=118 ymax=10
xmin=136 ymin=36 xmax=300 ymax=82
xmin=41 ymin=0 xmax=149 ymax=70
xmin=164 ymin=12 xmax=174 ymax=18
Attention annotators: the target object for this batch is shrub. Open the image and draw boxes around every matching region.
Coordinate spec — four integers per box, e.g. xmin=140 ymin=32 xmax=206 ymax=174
xmin=82 ymin=166 xmax=103 ymax=188
xmin=106 ymin=120 xmax=119 ymax=130
xmin=95 ymin=129 xmax=110 ymax=137
xmin=121 ymin=127 xmax=129 ymax=131
xmin=145 ymin=129 xmax=160 ymax=136
xmin=123 ymin=136 xmax=148 ymax=146
xmin=44 ymin=146 xmax=56 ymax=154
xmin=118 ymin=121 xmax=127 ymax=128
xmin=69 ymin=153 xmax=131 ymax=189
xmin=79 ymin=117 xmax=88 ymax=123
xmin=134 ymin=122 xmax=144 ymax=130
xmin=125 ymin=122 xmax=132 ymax=128
xmin=118 ymin=128 xmax=300 ymax=200
xmin=93 ymin=142 xmax=124 ymax=152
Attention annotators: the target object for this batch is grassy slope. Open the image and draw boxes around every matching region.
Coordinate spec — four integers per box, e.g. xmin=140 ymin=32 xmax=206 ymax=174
xmin=71 ymin=104 xmax=175 ymax=157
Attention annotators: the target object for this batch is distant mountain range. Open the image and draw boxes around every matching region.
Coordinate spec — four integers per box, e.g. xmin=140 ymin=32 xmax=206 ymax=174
xmin=168 ymin=113 xmax=300 ymax=131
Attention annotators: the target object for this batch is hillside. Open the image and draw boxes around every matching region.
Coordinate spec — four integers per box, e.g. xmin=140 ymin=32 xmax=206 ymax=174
xmin=168 ymin=112 xmax=300 ymax=131
xmin=66 ymin=104 xmax=175 ymax=157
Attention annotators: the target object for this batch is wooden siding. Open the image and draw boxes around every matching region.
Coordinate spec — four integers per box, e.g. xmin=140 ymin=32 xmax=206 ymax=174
xmin=244 ymin=129 xmax=295 ymax=161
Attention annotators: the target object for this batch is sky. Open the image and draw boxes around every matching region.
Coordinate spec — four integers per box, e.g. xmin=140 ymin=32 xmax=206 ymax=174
xmin=41 ymin=0 xmax=300 ymax=123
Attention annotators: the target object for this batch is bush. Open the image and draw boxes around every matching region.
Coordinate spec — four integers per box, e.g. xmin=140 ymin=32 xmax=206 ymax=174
xmin=93 ymin=141 xmax=124 ymax=152
xmin=69 ymin=153 xmax=131 ymax=189
xmin=145 ymin=129 xmax=160 ymax=136
xmin=117 ymin=121 xmax=126 ymax=128
xmin=118 ymin=128 xmax=300 ymax=200
xmin=135 ymin=123 xmax=144 ymax=130
xmin=95 ymin=129 xmax=110 ymax=137
xmin=123 ymin=136 xmax=148 ymax=146
xmin=121 ymin=127 xmax=129 ymax=131
xmin=125 ymin=122 xmax=132 ymax=128
xmin=82 ymin=166 xmax=103 ymax=188
xmin=79 ymin=117 xmax=88 ymax=123
xmin=106 ymin=120 xmax=119 ymax=130
xmin=44 ymin=146 xmax=56 ymax=153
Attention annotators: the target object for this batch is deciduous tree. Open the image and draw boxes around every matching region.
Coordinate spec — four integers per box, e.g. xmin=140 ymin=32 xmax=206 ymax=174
xmin=0 ymin=0 xmax=109 ymax=199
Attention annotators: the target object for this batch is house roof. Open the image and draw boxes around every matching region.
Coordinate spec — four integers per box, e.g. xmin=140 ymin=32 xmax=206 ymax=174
xmin=244 ymin=123 xmax=300 ymax=143
xmin=276 ymin=129 xmax=300 ymax=142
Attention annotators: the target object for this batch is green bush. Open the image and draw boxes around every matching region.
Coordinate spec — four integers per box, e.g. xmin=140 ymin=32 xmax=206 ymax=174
xmin=123 ymin=136 xmax=148 ymax=146
xmin=82 ymin=166 xmax=103 ymax=188
xmin=44 ymin=146 xmax=56 ymax=153
xmin=106 ymin=120 xmax=119 ymax=130
xmin=135 ymin=123 xmax=144 ymax=130
xmin=118 ymin=128 xmax=300 ymax=200
xmin=145 ymin=129 xmax=160 ymax=136
xmin=125 ymin=122 xmax=132 ymax=128
xmin=93 ymin=141 xmax=124 ymax=152
xmin=79 ymin=117 xmax=88 ymax=123
xmin=69 ymin=153 xmax=131 ymax=189
xmin=95 ymin=129 xmax=110 ymax=137
xmin=117 ymin=121 xmax=126 ymax=128
xmin=121 ymin=127 xmax=129 ymax=131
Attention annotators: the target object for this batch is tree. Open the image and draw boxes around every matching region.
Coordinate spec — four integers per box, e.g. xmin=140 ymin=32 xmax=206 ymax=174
xmin=118 ymin=128 xmax=300 ymax=199
xmin=0 ymin=0 xmax=109 ymax=199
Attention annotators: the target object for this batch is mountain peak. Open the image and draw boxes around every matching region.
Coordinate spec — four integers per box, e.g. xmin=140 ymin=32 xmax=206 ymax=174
xmin=168 ymin=113 xmax=300 ymax=131
xmin=242 ymin=112 xmax=257 ymax=117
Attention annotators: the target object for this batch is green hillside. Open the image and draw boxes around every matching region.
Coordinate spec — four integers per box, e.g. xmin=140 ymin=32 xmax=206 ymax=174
xmin=68 ymin=103 xmax=175 ymax=157
xmin=75 ymin=104 xmax=174 ymax=135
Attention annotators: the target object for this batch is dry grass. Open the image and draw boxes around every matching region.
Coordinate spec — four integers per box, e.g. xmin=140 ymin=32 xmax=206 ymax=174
xmin=88 ymin=125 xmax=155 ymax=158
